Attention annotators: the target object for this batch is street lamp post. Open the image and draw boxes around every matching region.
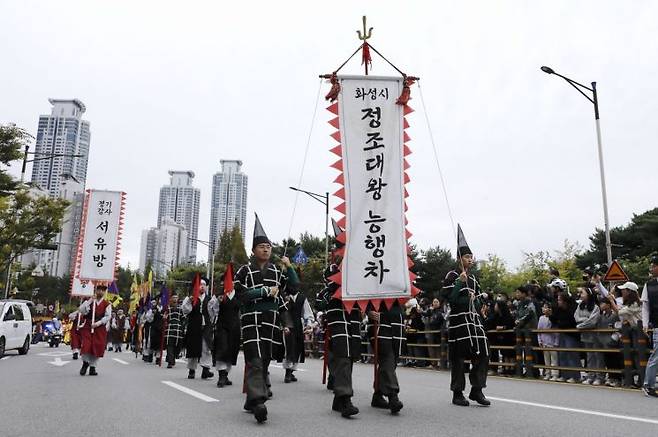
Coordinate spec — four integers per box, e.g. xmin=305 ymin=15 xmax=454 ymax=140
xmin=289 ymin=187 xmax=330 ymax=272
xmin=188 ymin=238 xmax=214 ymax=292
xmin=541 ymin=66 xmax=612 ymax=266
xmin=20 ymin=144 xmax=85 ymax=183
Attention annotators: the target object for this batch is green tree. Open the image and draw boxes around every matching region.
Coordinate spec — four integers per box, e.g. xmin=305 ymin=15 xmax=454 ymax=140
xmin=0 ymin=124 xmax=29 ymax=196
xmin=0 ymin=189 xmax=69 ymax=291
xmin=477 ymin=254 xmax=509 ymax=293
xmin=412 ymin=245 xmax=456 ymax=298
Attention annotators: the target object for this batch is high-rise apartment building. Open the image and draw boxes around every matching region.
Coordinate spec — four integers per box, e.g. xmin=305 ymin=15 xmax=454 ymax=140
xmin=208 ymin=160 xmax=248 ymax=260
xmin=31 ymin=99 xmax=90 ymax=197
xmin=158 ymin=171 xmax=200 ymax=263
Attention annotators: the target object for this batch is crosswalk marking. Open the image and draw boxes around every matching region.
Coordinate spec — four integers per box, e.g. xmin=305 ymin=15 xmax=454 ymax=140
xmin=112 ymin=358 xmax=129 ymax=365
xmin=161 ymin=381 xmax=219 ymax=403
xmin=488 ymin=396 xmax=658 ymax=425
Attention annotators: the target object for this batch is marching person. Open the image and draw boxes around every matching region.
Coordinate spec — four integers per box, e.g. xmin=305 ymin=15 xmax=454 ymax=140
xmin=234 ymin=213 xmax=296 ymax=424
xmin=78 ymin=282 xmax=113 ymax=376
xmin=68 ymin=308 xmax=82 ymax=360
xmin=641 ymin=255 xmax=658 ymax=398
xmin=182 ymin=277 xmax=217 ymax=380
xmin=316 ymin=257 xmax=361 ymax=418
xmin=110 ymin=309 xmax=127 ymax=353
xmin=165 ymin=293 xmax=185 ymax=369
xmin=141 ymin=299 xmax=157 ymax=363
xmin=212 ymin=268 xmax=241 ymax=387
xmin=146 ymin=301 xmax=165 ymax=365
xmin=367 ymin=301 xmax=405 ymax=414
xmin=282 ymin=276 xmax=315 ymax=383
xmin=442 ymin=225 xmax=490 ymax=407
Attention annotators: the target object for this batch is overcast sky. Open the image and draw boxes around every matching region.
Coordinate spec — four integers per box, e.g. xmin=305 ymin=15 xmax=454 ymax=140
xmin=1 ymin=1 xmax=657 ymax=270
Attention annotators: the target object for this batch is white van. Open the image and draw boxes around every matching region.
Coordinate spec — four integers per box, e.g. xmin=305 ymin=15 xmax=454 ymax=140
xmin=0 ymin=299 xmax=33 ymax=357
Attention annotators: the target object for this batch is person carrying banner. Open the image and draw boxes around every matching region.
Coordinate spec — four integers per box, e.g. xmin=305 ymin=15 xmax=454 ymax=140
xmin=182 ymin=276 xmax=217 ymax=379
xmin=78 ymin=283 xmax=113 ymax=376
xmin=316 ymin=220 xmax=361 ymax=418
xmin=441 ymin=225 xmax=491 ymax=407
xmin=283 ymin=274 xmax=315 ymax=383
xmin=165 ymin=293 xmax=185 ymax=369
xmin=234 ymin=213 xmax=296 ymax=424
xmin=212 ymin=265 xmax=241 ymax=387
xmin=367 ymin=301 xmax=405 ymax=414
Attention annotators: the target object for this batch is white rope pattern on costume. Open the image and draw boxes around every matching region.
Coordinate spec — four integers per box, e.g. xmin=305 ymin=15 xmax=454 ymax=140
xmin=418 ymin=82 xmax=458 ymax=241
xmin=283 ymin=78 xmax=323 ymax=256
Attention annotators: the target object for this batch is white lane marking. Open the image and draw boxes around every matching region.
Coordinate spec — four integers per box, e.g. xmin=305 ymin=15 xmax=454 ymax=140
xmin=269 ymin=364 xmax=307 ymax=372
xmin=161 ymin=381 xmax=219 ymax=403
xmin=48 ymin=357 xmax=70 ymax=367
xmin=112 ymin=358 xmax=129 ymax=365
xmin=1 ymin=356 xmax=10 ymax=360
xmin=38 ymin=351 xmax=70 ymax=357
xmin=488 ymin=396 xmax=658 ymax=426
xmin=175 ymin=359 xmax=187 ymax=364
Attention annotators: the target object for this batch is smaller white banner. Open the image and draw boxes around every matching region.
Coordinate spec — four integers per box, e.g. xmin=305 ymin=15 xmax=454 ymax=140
xmin=79 ymin=190 xmax=123 ymax=281
xmin=71 ymin=275 xmax=93 ymax=297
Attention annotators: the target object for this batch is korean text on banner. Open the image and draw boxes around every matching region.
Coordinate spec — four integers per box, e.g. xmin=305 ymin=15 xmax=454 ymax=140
xmin=79 ymin=190 xmax=123 ymax=281
xmin=338 ymin=76 xmax=410 ymax=301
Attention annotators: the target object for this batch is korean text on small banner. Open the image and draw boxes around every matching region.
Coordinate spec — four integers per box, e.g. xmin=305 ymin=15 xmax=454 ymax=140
xmin=338 ymin=76 xmax=410 ymax=301
xmin=79 ymin=190 xmax=124 ymax=281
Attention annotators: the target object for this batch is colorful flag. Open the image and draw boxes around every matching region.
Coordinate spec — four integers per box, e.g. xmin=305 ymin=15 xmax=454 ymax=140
xmin=292 ymin=247 xmax=309 ymax=265
xmin=105 ymin=281 xmax=123 ymax=308
xmin=192 ymin=272 xmax=201 ymax=306
xmin=160 ymin=284 xmax=169 ymax=308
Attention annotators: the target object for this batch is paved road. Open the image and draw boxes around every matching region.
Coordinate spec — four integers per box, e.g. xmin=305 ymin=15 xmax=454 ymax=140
xmin=1 ymin=343 xmax=657 ymax=437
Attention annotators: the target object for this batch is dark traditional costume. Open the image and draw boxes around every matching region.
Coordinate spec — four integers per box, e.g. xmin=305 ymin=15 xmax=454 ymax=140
xmin=441 ymin=225 xmax=490 ymax=406
xmin=110 ymin=310 xmax=127 ymax=352
xmin=282 ymin=279 xmax=314 ymax=383
xmin=316 ymin=262 xmax=361 ymax=418
xmin=212 ymin=289 xmax=241 ymax=387
xmin=234 ymin=213 xmax=296 ymax=423
xmin=182 ymin=280 xmax=217 ymax=379
xmin=164 ymin=301 xmax=185 ymax=368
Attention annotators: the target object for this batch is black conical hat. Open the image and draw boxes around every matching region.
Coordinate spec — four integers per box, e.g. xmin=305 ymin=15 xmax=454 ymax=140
xmin=457 ymin=224 xmax=472 ymax=257
xmin=331 ymin=218 xmax=343 ymax=237
xmin=252 ymin=213 xmax=271 ymax=249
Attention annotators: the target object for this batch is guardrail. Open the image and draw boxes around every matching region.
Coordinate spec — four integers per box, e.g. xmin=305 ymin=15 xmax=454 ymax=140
xmin=304 ymin=326 xmax=655 ymax=388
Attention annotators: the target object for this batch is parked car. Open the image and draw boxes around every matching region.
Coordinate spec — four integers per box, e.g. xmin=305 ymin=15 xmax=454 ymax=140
xmin=0 ymin=299 xmax=34 ymax=357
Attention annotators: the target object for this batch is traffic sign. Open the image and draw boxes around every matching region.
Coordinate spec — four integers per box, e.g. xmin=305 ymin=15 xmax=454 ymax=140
xmin=603 ymin=260 xmax=629 ymax=282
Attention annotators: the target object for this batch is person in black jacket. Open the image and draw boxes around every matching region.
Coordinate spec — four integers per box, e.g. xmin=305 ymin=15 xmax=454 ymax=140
xmin=485 ymin=299 xmax=515 ymax=375
xmin=549 ymin=292 xmax=580 ymax=382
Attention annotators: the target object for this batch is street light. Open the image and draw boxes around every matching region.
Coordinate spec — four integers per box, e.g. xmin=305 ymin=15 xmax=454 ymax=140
xmin=541 ymin=65 xmax=612 ymax=266
xmin=188 ymin=237 xmax=215 ymax=291
xmin=20 ymin=144 xmax=85 ymax=183
xmin=289 ymin=186 xmax=330 ymax=272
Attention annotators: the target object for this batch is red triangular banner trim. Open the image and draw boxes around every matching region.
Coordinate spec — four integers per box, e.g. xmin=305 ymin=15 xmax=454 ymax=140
xmin=383 ymin=298 xmax=396 ymax=310
xmin=329 ymin=271 xmax=342 ymax=285
xmin=336 ymin=232 xmax=347 ymax=244
xmin=334 ymin=287 xmax=342 ymax=299
xmin=357 ymin=300 xmax=368 ymax=312
xmin=331 ymin=131 xmax=341 ymax=142
xmin=403 ymin=118 xmax=410 ymax=129
xmin=331 ymin=159 xmax=343 ymax=171
xmin=335 ymin=246 xmax=345 ymax=258
xmin=334 ymin=202 xmax=346 ymax=214
xmin=327 ymin=102 xmax=338 ymax=114
xmin=342 ymin=299 xmax=355 ymax=312
xmin=403 ymin=132 xmax=411 ymax=143
xmin=403 ymin=105 xmax=414 ymax=115
xmin=333 ymin=187 xmax=345 ymax=200
xmin=333 ymin=173 xmax=344 ymax=185
xmin=328 ymin=117 xmax=340 ymax=129
xmin=407 ymin=258 xmax=414 ymax=268
xmin=370 ymin=298 xmax=382 ymax=309
xmin=403 ymin=145 xmax=412 ymax=156
xmin=337 ymin=217 xmax=346 ymax=229
xmin=404 ymin=159 xmax=410 ymax=170
xmin=406 ymin=229 xmax=413 ymax=239
xmin=330 ymin=144 xmax=342 ymax=157
xmin=404 ymin=172 xmax=410 ymax=184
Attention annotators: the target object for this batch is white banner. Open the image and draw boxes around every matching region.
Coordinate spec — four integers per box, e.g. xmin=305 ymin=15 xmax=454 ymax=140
xmin=79 ymin=190 xmax=123 ymax=281
xmin=338 ymin=76 xmax=410 ymax=300
xmin=71 ymin=275 xmax=94 ymax=297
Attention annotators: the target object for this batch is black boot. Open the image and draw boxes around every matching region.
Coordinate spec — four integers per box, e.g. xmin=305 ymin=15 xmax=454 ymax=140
xmin=217 ymin=370 xmax=228 ymax=388
xmin=225 ymin=375 xmax=233 ymax=386
xmin=167 ymin=363 xmax=173 ymax=369
xmin=72 ymin=352 xmax=79 ymax=360
xmin=201 ymin=367 xmax=214 ymax=379
xmin=147 ymin=354 xmax=154 ymax=363
xmin=452 ymin=391 xmax=470 ymax=406
xmin=340 ymin=396 xmax=359 ymax=418
xmin=89 ymin=366 xmax=98 ymax=376
xmin=188 ymin=369 xmax=195 ymax=379
xmin=371 ymin=392 xmax=389 ymax=409
xmin=469 ymin=388 xmax=491 ymax=406
xmin=253 ymin=403 xmax=268 ymax=423
xmin=284 ymin=369 xmax=293 ymax=383
xmin=388 ymin=394 xmax=403 ymax=414
xmin=79 ymin=361 xmax=89 ymax=376
xmin=290 ymin=371 xmax=298 ymax=382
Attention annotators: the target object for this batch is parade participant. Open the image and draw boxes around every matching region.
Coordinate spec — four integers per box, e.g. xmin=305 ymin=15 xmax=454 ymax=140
xmin=367 ymin=301 xmax=405 ymax=414
xmin=212 ymin=267 xmax=241 ymax=387
xmin=283 ymin=275 xmax=315 ymax=383
xmin=641 ymin=255 xmax=658 ymax=398
xmin=182 ymin=277 xmax=216 ymax=380
xmin=165 ymin=293 xmax=185 ymax=369
xmin=146 ymin=301 xmax=164 ymax=365
xmin=315 ymin=220 xmax=361 ymax=417
xmin=234 ymin=213 xmax=296 ymax=423
xmin=441 ymin=225 xmax=490 ymax=406
xmin=141 ymin=300 xmax=157 ymax=363
xmin=78 ymin=283 xmax=113 ymax=376
xmin=110 ymin=309 xmax=127 ymax=352
xmin=68 ymin=308 xmax=82 ymax=360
